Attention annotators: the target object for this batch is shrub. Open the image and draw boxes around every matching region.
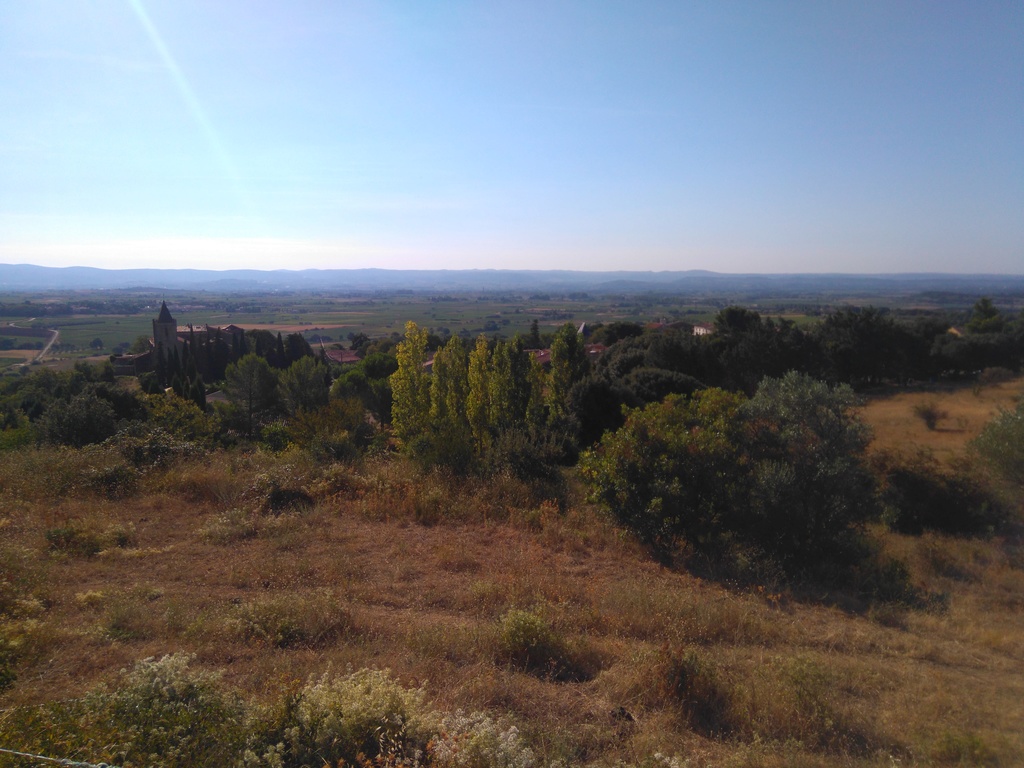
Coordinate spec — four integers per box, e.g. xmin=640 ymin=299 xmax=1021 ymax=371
xmin=0 ymin=636 xmax=16 ymax=693
xmin=581 ymin=389 xmax=747 ymax=556
xmin=45 ymin=522 xmax=135 ymax=557
xmin=111 ymin=425 xmax=201 ymax=467
xmin=102 ymin=593 xmax=159 ymax=641
xmin=742 ymin=373 xmax=877 ymax=569
xmin=972 ymin=399 xmax=1024 ymax=489
xmin=494 ymin=608 xmax=595 ymax=682
xmin=157 ymin=461 xmax=243 ymax=506
xmin=784 ymin=656 xmax=842 ymax=747
xmin=38 ymin=389 xmax=118 ymax=447
xmin=265 ymin=486 xmax=314 ymax=515
xmin=930 ymin=730 xmax=998 ymax=766
xmin=87 ymin=653 xmax=245 ymax=768
xmin=874 ymin=451 xmax=1005 ymax=534
xmin=497 ymin=609 xmax=560 ymax=671
xmin=487 ymin=428 xmax=560 ymax=482
xmin=0 ymin=698 xmax=89 ymax=764
xmin=730 ymin=655 xmax=872 ymax=752
xmin=584 ymin=373 xmax=877 ymax=572
xmin=199 ymin=508 xmax=259 ymax=544
xmin=0 ymin=423 xmax=33 ymax=451
xmin=82 ymin=460 xmax=138 ymax=499
xmin=241 ymin=470 xmax=317 ymax=515
xmin=0 ymin=546 xmax=42 ymax=617
xmin=45 ymin=526 xmax=102 ymax=557
xmin=430 ymin=709 xmax=536 ymax=768
xmin=849 ymin=551 xmax=919 ymax=605
xmin=228 ymin=592 xmax=352 ymax=649
xmin=978 ymin=366 xmax=1014 ymax=386
xmin=913 ymin=401 xmax=948 ymax=431
xmin=656 ymin=645 xmax=735 ymax=736
xmin=245 ymin=668 xmax=437 ymax=767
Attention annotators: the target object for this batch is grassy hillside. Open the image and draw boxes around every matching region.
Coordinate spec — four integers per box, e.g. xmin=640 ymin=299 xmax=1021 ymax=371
xmin=0 ymin=381 xmax=1022 ymax=766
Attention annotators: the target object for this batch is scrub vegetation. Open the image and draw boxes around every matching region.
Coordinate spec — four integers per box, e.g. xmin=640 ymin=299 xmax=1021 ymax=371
xmin=0 ymin=291 xmax=1023 ymax=767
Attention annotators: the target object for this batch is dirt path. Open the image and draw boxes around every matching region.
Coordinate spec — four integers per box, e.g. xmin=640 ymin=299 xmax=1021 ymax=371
xmin=6 ymin=320 xmax=59 ymax=367
xmin=35 ymin=328 xmax=59 ymax=362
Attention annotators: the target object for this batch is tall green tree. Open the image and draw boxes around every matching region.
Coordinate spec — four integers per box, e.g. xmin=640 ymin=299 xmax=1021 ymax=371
xmin=389 ymin=321 xmax=431 ymax=445
xmin=741 ymin=372 xmax=876 ymax=564
xmin=429 ymin=336 xmax=469 ymax=429
xmin=548 ymin=323 xmax=588 ymax=418
xmin=330 ymin=352 xmax=397 ymax=422
xmin=466 ymin=335 xmax=492 ymax=455
xmin=281 ymin=356 xmax=330 ymax=417
xmin=223 ymin=354 xmax=280 ymax=437
xmin=488 ymin=339 xmax=521 ymax=434
xmin=416 ymin=335 xmax=474 ymax=470
xmin=526 ymin=319 xmax=543 ymax=349
xmin=813 ymin=307 xmax=906 ymax=388
xmin=966 ymin=297 xmax=1005 ymax=334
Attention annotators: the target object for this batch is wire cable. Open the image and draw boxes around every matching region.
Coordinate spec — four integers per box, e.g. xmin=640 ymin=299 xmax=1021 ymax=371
xmin=0 ymin=746 xmax=117 ymax=768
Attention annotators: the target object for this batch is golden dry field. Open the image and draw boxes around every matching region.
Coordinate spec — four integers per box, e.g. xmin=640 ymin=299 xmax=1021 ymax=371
xmin=861 ymin=377 xmax=1024 ymax=464
xmin=0 ymin=379 xmax=1022 ymax=766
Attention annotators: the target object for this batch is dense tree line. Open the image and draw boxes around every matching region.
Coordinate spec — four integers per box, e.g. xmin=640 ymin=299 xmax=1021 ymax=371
xmin=567 ymin=300 xmax=1023 ymax=451
xmin=387 ymin=321 xmax=587 ymax=474
xmin=4 ymin=299 xmax=1018 ymax=462
xmin=0 ymin=327 xmax=327 ymax=450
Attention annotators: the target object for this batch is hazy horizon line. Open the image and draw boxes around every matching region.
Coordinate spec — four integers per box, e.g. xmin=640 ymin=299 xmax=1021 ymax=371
xmin=3 ymin=262 xmax=1024 ymax=278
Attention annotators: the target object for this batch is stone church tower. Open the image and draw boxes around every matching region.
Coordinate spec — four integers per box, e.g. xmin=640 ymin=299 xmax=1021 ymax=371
xmin=152 ymin=301 xmax=180 ymax=365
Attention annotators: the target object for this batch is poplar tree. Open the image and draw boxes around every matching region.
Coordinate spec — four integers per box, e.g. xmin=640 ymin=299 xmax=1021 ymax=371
xmin=390 ymin=321 xmax=431 ymax=445
xmin=548 ymin=323 xmax=588 ymax=418
xmin=466 ymin=335 xmax=491 ymax=455
xmin=430 ymin=336 xmax=469 ymax=429
xmin=488 ymin=339 xmax=516 ymax=434
xmin=427 ymin=335 xmax=473 ymax=468
xmin=489 ymin=337 xmax=536 ymax=433
xmin=525 ymin=351 xmax=547 ymax=431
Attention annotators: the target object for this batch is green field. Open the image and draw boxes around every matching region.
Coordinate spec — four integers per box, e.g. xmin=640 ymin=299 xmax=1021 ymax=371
xmin=0 ymin=290 xmax=732 ymax=363
xmin=2 ymin=282 xmax=995 ymax=367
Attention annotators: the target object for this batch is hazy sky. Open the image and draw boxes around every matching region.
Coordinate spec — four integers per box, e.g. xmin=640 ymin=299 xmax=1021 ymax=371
xmin=1 ymin=1 xmax=1021 ymax=273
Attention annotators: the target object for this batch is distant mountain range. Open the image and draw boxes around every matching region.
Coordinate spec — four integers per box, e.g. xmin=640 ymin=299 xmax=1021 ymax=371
xmin=2 ymin=263 xmax=1023 ymax=295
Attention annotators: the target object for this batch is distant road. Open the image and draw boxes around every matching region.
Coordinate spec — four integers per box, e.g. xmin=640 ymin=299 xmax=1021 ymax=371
xmin=36 ymin=328 xmax=59 ymax=362
xmin=5 ymin=320 xmax=59 ymax=366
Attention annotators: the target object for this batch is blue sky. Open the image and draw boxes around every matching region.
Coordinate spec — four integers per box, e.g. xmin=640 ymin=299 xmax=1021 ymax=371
xmin=1 ymin=1 xmax=1021 ymax=273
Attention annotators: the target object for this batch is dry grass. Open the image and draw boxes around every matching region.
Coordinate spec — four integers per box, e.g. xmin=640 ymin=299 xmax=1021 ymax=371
xmin=860 ymin=376 xmax=1024 ymax=464
xmin=1 ymin=381 xmax=1023 ymax=766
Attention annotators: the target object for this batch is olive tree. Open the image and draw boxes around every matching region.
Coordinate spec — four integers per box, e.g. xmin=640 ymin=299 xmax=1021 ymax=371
xmin=741 ymin=372 xmax=877 ymax=565
xmin=583 ymin=372 xmax=877 ymax=570
xmin=580 ymin=388 xmax=747 ymax=554
xmin=38 ymin=388 xmax=118 ymax=447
